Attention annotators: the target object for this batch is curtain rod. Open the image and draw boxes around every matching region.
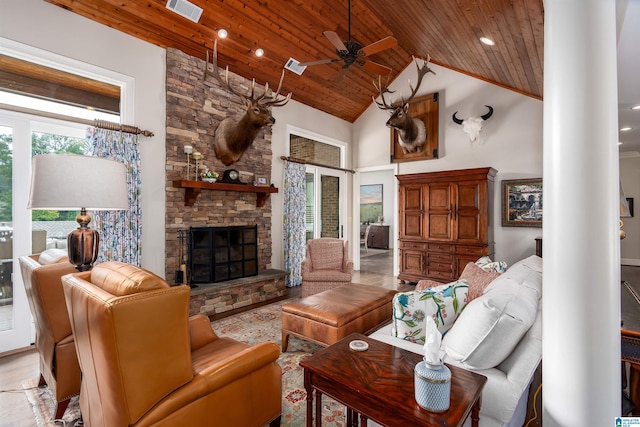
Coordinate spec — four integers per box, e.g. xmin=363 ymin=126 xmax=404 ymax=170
xmin=0 ymin=103 xmax=154 ymax=137
xmin=280 ymin=156 xmax=355 ymax=174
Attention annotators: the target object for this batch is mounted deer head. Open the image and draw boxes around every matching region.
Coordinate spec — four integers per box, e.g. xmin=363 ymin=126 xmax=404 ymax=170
xmin=204 ymin=40 xmax=291 ymax=166
xmin=373 ymin=56 xmax=435 ymax=154
xmin=452 ymin=106 xmax=494 ymax=145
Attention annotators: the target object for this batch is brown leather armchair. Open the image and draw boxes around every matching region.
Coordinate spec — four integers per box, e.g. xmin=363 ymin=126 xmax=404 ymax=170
xmin=301 ymin=238 xmax=353 ymax=297
xmin=62 ymin=261 xmax=282 ymax=427
xmin=18 ymin=249 xmax=81 ymax=419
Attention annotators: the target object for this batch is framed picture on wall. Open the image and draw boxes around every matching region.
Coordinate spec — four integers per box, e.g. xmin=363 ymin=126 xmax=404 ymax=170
xmin=360 ymin=184 xmax=383 ymax=223
xmin=501 ymin=178 xmax=543 ymax=228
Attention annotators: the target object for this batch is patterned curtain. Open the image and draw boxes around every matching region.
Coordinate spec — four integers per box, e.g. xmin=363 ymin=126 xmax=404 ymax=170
xmin=85 ymin=127 xmax=142 ymax=266
xmin=283 ymin=161 xmax=306 ymax=288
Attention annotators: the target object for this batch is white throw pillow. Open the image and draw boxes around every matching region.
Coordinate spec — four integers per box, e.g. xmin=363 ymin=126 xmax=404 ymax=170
xmin=442 ymin=281 xmax=539 ymax=370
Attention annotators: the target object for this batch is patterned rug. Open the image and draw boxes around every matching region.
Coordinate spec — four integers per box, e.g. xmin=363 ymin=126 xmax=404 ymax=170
xmin=23 ymin=298 xmax=346 ymax=426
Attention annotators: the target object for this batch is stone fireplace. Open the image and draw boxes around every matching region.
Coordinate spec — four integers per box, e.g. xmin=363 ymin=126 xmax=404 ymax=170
xmin=164 ymin=48 xmax=286 ymax=316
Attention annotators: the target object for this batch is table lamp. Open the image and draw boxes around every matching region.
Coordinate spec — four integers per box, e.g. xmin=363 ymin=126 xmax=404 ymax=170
xmin=28 ymin=154 xmax=128 ymax=271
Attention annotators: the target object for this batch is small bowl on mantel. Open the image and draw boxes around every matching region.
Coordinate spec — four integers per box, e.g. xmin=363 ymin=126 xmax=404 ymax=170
xmin=202 ymin=178 xmax=217 ymax=183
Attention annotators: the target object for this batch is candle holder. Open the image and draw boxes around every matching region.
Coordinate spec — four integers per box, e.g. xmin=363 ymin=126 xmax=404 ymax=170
xmin=192 ymin=151 xmax=202 ymax=181
xmin=184 ymin=145 xmax=193 ymax=180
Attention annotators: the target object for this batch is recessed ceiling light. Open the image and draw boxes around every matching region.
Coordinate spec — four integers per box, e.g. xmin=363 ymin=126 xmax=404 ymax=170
xmin=480 ymin=37 xmax=495 ymax=46
xmin=621 ymin=127 xmax=632 ymax=131
xmin=632 ymin=105 xmax=640 ymax=110
xmin=255 ymin=48 xmax=264 ymax=57
xmin=217 ymin=29 xmax=228 ymax=39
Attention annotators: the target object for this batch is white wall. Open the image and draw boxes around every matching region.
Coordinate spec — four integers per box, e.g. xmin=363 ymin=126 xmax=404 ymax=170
xmin=353 ymin=62 xmax=544 ymax=266
xmin=621 ymin=152 xmax=640 ymax=264
xmin=271 ymin=100 xmax=352 ymax=270
xmin=1 ymin=0 xmax=167 ymax=276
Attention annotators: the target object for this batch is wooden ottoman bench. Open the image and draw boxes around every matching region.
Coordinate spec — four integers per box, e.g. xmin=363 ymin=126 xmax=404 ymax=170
xmin=281 ymin=283 xmax=396 ymax=351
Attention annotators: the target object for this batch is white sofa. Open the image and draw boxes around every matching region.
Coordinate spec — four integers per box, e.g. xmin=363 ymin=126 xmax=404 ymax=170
xmin=369 ymin=255 xmax=542 ymax=427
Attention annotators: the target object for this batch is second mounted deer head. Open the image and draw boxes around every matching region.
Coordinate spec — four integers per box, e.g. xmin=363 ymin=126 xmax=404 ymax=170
xmin=204 ymin=40 xmax=291 ymax=166
xmin=373 ymin=56 xmax=435 ymax=154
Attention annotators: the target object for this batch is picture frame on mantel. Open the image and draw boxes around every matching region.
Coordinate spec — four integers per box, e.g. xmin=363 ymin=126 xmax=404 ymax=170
xmin=501 ymin=178 xmax=543 ymax=228
xmin=390 ymin=92 xmax=440 ymax=163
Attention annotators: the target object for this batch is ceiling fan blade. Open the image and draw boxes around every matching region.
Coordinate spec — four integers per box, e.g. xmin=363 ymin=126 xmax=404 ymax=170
xmin=323 ymin=31 xmax=348 ymax=52
xmin=359 ymin=36 xmax=398 ymax=57
xmin=362 ymin=60 xmax=392 ymax=76
xmin=298 ymin=58 xmax=341 ymax=66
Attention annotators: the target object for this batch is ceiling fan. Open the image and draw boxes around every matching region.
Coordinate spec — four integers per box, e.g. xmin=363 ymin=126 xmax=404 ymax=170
xmin=299 ymin=0 xmax=397 ymax=78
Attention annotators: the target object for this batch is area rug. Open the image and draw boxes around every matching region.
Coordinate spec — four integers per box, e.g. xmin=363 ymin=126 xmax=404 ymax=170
xmin=23 ymin=299 xmax=346 ymax=427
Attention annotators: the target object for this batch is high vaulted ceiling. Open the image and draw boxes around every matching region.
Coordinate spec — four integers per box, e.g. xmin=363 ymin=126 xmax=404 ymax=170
xmin=44 ymin=0 xmax=544 ymax=123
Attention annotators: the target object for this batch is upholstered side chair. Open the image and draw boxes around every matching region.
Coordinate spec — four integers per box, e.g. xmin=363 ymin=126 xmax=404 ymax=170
xmin=62 ymin=261 xmax=282 ymax=427
xmin=301 ymin=238 xmax=353 ymax=297
xmin=18 ymin=249 xmax=81 ymax=420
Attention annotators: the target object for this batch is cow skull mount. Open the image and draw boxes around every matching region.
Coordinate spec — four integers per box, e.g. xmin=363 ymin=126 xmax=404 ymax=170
xmin=203 ymin=40 xmax=291 ymax=166
xmin=452 ymin=105 xmax=494 ymax=146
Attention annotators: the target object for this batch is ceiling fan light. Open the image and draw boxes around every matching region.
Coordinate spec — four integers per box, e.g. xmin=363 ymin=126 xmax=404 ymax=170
xmin=480 ymin=37 xmax=495 ymax=46
xmin=217 ymin=29 xmax=228 ymax=39
xmin=255 ymin=48 xmax=264 ymax=57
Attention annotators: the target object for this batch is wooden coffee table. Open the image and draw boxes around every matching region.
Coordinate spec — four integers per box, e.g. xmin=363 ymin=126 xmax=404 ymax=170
xmin=300 ymin=333 xmax=487 ymax=427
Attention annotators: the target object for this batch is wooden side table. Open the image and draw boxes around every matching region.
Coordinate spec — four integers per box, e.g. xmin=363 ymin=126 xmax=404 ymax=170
xmin=535 ymin=237 xmax=542 ymax=257
xmin=300 ymin=333 xmax=486 ymax=427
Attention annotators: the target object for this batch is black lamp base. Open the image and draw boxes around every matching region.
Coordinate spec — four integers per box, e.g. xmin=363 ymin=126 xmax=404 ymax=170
xmin=67 ymin=209 xmax=99 ymax=271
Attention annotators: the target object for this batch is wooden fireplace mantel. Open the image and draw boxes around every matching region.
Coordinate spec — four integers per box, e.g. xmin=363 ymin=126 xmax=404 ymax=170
xmin=173 ymin=180 xmax=279 ymax=207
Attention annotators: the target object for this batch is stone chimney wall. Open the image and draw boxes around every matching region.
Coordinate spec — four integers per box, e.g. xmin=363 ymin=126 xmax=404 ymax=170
xmin=164 ymin=48 xmax=273 ymax=281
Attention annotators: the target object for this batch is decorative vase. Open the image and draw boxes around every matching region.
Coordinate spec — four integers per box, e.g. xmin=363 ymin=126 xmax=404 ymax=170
xmin=414 ymin=360 xmax=451 ymax=412
xmin=202 ymin=178 xmax=217 ymax=183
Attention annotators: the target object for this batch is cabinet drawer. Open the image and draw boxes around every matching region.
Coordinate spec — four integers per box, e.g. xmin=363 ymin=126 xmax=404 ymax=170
xmin=428 ymin=243 xmax=453 ymax=253
xmin=401 ymin=241 xmax=428 ymax=250
xmin=454 ymin=245 xmax=485 ymax=256
xmin=428 ymin=252 xmax=452 ymax=262
xmin=427 ymin=260 xmax=453 ymax=272
xmin=427 ymin=269 xmax=455 ymax=281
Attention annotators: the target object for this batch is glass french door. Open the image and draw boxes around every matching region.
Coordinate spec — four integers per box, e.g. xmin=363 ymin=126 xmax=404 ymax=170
xmin=305 ymin=166 xmax=345 ymax=241
xmin=0 ymin=114 xmax=85 ymax=352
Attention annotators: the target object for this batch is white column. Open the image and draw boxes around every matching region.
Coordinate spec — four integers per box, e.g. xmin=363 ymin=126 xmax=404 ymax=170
xmin=543 ymin=0 xmax=621 ymax=425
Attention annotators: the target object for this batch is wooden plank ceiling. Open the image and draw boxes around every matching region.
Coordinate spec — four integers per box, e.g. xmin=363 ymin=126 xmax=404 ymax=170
xmin=44 ymin=0 xmax=544 ymax=123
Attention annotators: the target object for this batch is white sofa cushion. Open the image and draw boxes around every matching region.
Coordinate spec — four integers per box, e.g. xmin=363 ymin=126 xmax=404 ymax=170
xmin=442 ymin=258 xmax=541 ymax=370
xmin=391 ymin=280 xmax=468 ymax=343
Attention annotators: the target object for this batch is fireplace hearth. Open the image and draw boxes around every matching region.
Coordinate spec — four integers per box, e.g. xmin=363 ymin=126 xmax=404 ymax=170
xmin=189 ymin=225 xmax=258 ymax=284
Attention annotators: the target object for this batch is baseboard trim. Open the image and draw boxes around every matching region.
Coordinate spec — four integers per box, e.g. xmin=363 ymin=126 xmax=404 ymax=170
xmin=622 ymin=258 xmax=640 ymax=266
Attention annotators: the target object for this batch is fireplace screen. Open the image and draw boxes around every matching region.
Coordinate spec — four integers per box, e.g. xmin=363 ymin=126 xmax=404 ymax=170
xmin=189 ymin=225 xmax=258 ymax=283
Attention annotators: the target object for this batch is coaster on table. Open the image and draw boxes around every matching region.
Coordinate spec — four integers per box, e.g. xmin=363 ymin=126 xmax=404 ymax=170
xmin=349 ymin=340 xmax=369 ymax=351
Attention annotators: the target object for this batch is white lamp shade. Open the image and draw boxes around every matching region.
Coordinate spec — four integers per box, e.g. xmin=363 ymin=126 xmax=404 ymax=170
xmin=28 ymin=154 xmax=129 ymax=211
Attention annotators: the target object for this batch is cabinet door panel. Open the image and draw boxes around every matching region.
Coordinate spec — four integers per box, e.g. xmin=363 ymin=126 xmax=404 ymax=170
xmin=403 ymin=212 xmax=423 ymax=238
xmin=404 ymin=186 xmax=423 ymax=210
xmin=428 ymin=184 xmax=451 ymax=210
xmin=457 ymin=213 xmax=480 ymax=241
xmin=427 ymin=184 xmax=453 ymax=240
xmin=428 ymin=213 xmax=451 ymax=239
xmin=401 ymin=250 xmax=424 ymax=276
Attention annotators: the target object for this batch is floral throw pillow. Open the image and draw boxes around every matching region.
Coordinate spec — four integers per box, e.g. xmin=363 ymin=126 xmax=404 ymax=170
xmin=459 ymin=262 xmax=501 ymax=301
xmin=475 ymin=257 xmax=508 ymax=273
xmin=392 ymin=280 xmax=468 ymax=344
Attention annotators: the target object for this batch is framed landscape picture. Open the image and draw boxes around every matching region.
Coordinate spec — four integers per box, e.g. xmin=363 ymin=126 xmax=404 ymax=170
xmin=360 ymin=184 xmax=383 ymax=223
xmin=501 ymin=178 xmax=543 ymax=228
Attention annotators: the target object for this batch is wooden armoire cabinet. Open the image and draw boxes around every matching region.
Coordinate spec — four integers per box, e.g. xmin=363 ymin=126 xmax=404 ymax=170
xmin=397 ymin=167 xmax=497 ymax=283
